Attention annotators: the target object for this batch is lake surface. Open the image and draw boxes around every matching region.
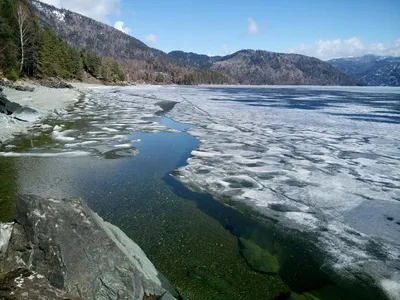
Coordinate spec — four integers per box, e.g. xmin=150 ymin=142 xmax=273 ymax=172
xmin=0 ymin=85 xmax=399 ymax=300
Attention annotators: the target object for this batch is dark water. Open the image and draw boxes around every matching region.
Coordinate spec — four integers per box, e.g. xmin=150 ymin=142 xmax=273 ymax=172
xmin=0 ymin=92 xmax=379 ymax=300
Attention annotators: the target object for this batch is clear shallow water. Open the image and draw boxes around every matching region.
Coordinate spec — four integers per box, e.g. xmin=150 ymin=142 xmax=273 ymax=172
xmin=0 ymin=85 xmax=399 ymax=299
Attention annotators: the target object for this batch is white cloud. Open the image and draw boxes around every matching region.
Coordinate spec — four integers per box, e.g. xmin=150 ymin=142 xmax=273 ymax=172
xmin=40 ymin=0 xmax=120 ymax=22
xmin=247 ymin=18 xmax=259 ymax=35
xmin=287 ymin=37 xmax=400 ymax=60
xmin=145 ymin=34 xmax=158 ymax=45
xmin=114 ymin=21 xmax=131 ymax=34
xmin=221 ymin=44 xmax=232 ymax=55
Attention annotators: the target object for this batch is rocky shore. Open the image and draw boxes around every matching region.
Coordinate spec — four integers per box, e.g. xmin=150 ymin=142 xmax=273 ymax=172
xmin=0 ymin=195 xmax=177 ymax=300
xmin=0 ymin=80 xmax=179 ymax=299
xmin=0 ymin=79 xmax=83 ymax=144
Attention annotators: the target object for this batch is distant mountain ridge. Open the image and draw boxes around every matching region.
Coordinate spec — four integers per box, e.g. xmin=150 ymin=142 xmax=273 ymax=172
xmin=211 ymin=50 xmax=358 ymax=85
xmin=29 ymin=0 xmax=358 ymax=86
xmin=169 ymin=50 xmax=358 ymax=85
xmin=168 ymin=51 xmax=221 ymax=69
xmin=328 ymin=55 xmax=400 ymax=86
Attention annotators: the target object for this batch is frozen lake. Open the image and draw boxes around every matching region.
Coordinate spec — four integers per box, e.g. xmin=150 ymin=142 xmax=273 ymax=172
xmin=0 ymin=85 xmax=399 ymax=299
xmin=169 ymin=86 xmax=400 ymax=299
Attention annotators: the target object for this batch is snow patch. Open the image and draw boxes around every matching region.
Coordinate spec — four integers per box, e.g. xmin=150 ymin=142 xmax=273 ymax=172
xmin=381 ymin=278 xmax=400 ymax=300
xmin=0 ymin=223 xmax=13 ymax=255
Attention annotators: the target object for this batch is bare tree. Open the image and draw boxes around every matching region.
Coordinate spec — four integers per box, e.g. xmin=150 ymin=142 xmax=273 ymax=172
xmin=16 ymin=4 xmax=33 ymax=75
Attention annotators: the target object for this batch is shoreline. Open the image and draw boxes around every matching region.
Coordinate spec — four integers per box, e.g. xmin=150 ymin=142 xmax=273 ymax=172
xmin=0 ymin=81 xmax=102 ymax=145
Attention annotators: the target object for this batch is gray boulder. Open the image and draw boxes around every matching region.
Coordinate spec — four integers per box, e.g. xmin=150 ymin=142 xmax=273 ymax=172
xmin=14 ymin=85 xmax=35 ymax=92
xmin=0 ymin=103 xmax=7 ymax=114
xmin=0 ymin=268 xmax=82 ymax=300
xmin=0 ymin=93 xmax=23 ymax=115
xmin=12 ymin=106 xmax=40 ymax=122
xmin=5 ymin=101 xmax=22 ymax=114
xmin=40 ymin=80 xmax=74 ymax=89
xmin=0 ymin=92 xmax=10 ymax=108
xmin=54 ymin=108 xmax=68 ymax=117
xmin=0 ymin=78 xmax=13 ymax=88
xmin=0 ymin=195 xmax=178 ymax=300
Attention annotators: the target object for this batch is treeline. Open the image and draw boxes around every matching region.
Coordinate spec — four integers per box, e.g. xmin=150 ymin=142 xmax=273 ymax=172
xmin=119 ymin=59 xmax=232 ymax=85
xmin=176 ymin=69 xmax=230 ymax=85
xmin=0 ymin=0 xmax=124 ymax=82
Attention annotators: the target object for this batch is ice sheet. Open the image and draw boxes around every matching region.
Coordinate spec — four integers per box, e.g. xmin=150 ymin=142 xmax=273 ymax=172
xmin=164 ymin=85 xmax=400 ymax=299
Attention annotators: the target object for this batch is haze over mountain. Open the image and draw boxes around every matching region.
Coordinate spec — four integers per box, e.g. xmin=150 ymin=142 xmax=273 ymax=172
xmin=328 ymin=55 xmax=400 ymax=86
xmin=29 ymin=0 xmax=358 ymax=86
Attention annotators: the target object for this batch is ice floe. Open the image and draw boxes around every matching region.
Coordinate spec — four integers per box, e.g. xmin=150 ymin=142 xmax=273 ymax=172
xmin=164 ymin=85 xmax=400 ymax=299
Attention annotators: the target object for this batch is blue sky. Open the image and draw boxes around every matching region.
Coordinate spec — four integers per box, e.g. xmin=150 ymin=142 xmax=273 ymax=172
xmin=44 ymin=0 xmax=400 ymax=60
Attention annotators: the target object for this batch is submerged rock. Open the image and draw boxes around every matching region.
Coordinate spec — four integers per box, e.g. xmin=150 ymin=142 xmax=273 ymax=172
xmin=103 ymin=147 xmax=140 ymax=159
xmin=238 ymin=237 xmax=280 ymax=275
xmin=0 ymin=195 xmax=177 ymax=300
xmin=12 ymin=107 xmax=40 ymax=122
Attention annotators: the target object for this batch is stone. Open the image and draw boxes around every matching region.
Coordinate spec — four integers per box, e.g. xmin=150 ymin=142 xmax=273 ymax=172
xmin=0 ymin=92 xmax=10 ymax=107
xmin=12 ymin=107 xmax=40 ymax=122
xmin=53 ymin=108 xmax=68 ymax=117
xmin=0 ymin=268 xmax=82 ymax=300
xmin=14 ymin=85 xmax=35 ymax=92
xmin=155 ymin=101 xmax=178 ymax=115
xmin=40 ymin=80 xmax=74 ymax=89
xmin=5 ymin=101 xmax=22 ymax=114
xmin=0 ymin=223 xmax=13 ymax=256
xmin=0 ymin=195 xmax=178 ymax=300
xmin=238 ymin=237 xmax=280 ymax=275
xmin=0 ymin=78 xmax=12 ymax=88
xmin=0 ymin=103 xmax=7 ymax=114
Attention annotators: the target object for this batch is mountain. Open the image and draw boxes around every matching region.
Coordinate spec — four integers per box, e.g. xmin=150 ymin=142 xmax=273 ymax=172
xmin=27 ymin=0 xmax=356 ymax=86
xmin=170 ymin=50 xmax=358 ymax=85
xmin=328 ymin=55 xmax=400 ymax=86
xmin=28 ymin=0 xmax=235 ymax=84
xmin=29 ymin=0 xmax=171 ymax=63
xmin=168 ymin=51 xmax=221 ymax=69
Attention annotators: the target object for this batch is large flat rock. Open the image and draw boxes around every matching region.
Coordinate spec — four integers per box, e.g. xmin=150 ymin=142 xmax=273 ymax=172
xmin=0 ymin=195 xmax=177 ymax=300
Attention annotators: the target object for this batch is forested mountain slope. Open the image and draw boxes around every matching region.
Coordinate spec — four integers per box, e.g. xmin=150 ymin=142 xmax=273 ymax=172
xmin=170 ymin=50 xmax=358 ymax=85
xmin=0 ymin=0 xmax=124 ymax=82
xmin=329 ymin=55 xmax=400 ymax=86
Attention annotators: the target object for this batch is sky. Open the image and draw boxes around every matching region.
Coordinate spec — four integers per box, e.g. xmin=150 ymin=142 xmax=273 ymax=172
xmin=41 ymin=0 xmax=400 ymax=60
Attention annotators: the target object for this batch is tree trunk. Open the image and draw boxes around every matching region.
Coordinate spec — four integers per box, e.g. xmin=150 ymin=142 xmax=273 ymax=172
xmin=16 ymin=4 xmax=31 ymax=76
xmin=20 ymin=25 xmax=24 ymax=74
